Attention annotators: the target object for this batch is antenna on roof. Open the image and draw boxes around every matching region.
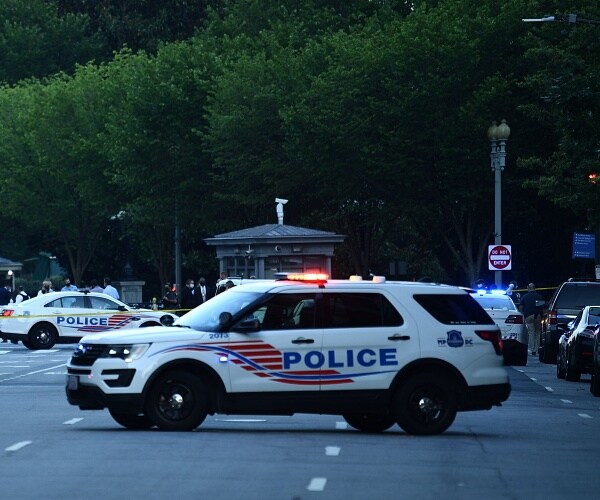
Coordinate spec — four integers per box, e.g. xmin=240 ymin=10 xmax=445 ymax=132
xmin=275 ymin=198 xmax=288 ymax=225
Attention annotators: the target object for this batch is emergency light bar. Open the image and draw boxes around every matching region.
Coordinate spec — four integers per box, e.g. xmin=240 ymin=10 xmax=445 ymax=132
xmin=274 ymin=272 xmax=329 ymax=283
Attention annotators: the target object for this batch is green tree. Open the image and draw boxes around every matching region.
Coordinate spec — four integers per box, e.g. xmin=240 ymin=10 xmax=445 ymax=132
xmin=0 ymin=0 xmax=104 ymax=84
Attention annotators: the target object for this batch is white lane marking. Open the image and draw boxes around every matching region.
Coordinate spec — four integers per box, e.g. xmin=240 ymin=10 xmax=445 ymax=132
xmin=2 ymin=366 xmax=30 ymax=368
xmin=216 ymin=419 xmax=267 ymax=422
xmin=325 ymin=446 xmax=341 ymax=456
xmin=31 ymin=350 xmax=59 ymax=354
xmin=335 ymin=421 xmax=348 ymax=430
xmin=64 ymin=418 xmax=84 ymax=425
xmin=530 ymin=377 xmax=537 ymax=381
xmin=561 ymin=399 xmax=573 ymax=404
xmin=5 ymin=441 xmax=32 ymax=452
xmin=0 ymin=350 xmax=10 ymax=355
xmin=307 ymin=478 xmax=327 ymax=492
xmin=44 ymin=372 xmax=67 ymax=375
xmin=545 ymin=387 xmax=554 ymax=392
xmin=0 ymin=363 xmax=66 ymax=382
xmin=578 ymin=413 xmax=592 ymax=419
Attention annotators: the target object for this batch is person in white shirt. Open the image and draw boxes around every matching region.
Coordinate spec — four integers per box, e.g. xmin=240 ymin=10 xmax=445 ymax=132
xmin=103 ymin=277 xmax=120 ymax=300
xmin=15 ymin=286 xmax=30 ymax=303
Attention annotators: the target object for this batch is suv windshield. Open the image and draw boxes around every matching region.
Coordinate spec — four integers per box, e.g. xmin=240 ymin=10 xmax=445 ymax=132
xmin=554 ymin=283 xmax=600 ymax=309
xmin=175 ymin=290 xmax=264 ymax=331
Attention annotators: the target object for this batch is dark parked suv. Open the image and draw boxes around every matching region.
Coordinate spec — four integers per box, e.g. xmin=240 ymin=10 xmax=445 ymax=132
xmin=540 ymin=279 xmax=600 ymax=364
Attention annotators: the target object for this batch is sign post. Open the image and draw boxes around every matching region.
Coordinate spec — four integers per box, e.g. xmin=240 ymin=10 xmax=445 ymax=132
xmin=488 ymin=245 xmax=512 ymax=287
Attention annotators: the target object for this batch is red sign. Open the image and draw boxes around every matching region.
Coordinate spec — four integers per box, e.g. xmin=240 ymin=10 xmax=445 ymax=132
xmin=488 ymin=245 xmax=512 ymax=270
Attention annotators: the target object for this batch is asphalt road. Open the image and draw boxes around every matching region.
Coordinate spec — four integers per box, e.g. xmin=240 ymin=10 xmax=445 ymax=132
xmin=1 ymin=344 xmax=598 ymax=500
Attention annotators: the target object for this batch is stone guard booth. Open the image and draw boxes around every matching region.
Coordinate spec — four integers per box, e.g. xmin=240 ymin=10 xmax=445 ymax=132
xmin=205 ymin=223 xmax=345 ymax=279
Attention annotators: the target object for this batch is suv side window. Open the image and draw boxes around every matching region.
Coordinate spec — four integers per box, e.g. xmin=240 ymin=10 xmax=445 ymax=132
xmin=414 ymin=294 xmax=494 ymax=325
xmin=256 ymin=293 xmax=317 ymax=330
xmin=323 ymin=293 xmax=403 ymax=328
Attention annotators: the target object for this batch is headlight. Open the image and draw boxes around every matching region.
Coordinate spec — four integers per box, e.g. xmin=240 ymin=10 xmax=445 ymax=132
xmin=106 ymin=344 xmax=150 ymax=362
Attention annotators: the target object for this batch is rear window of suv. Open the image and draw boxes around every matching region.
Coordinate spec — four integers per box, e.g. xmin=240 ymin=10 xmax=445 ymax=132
xmin=414 ymin=294 xmax=495 ymax=325
xmin=553 ymin=283 xmax=600 ymax=309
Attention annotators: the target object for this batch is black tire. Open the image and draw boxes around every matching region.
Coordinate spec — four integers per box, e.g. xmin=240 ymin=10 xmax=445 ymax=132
xmin=556 ymin=352 xmax=566 ymax=379
xmin=109 ymin=409 xmax=154 ymax=429
xmin=145 ymin=370 xmax=208 ymax=431
xmin=540 ymin=338 xmax=557 ymax=364
xmin=22 ymin=339 xmax=35 ymax=350
xmin=27 ymin=323 xmax=58 ymax=349
xmin=590 ymin=367 xmax=600 ymax=397
xmin=565 ymin=349 xmax=581 ymax=382
xmin=394 ymin=373 xmax=458 ymax=436
xmin=343 ymin=413 xmax=396 ymax=433
xmin=513 ymin=344 xmax=528 ymax=367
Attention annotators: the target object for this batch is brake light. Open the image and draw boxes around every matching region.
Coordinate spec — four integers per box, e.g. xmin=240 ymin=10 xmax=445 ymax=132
xmin=549 ymin=310 xmax=557 ymax=325
xmin=475 ymin=330 xmax=503 ymax=355
xmin=505 ymin=315 xmax=523 ymax=325
xmin=1 ymin=309 xmax=14 ymax=317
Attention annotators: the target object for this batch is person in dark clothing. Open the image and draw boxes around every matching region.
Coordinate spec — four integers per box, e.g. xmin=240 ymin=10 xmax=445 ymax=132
xmin=0 ymin=282 xmax=11 ymax=306
xmin=162 ymin=284 xmax=178 ymax=310
xmin=181 ymin=279 xmax=196 ymax=312
xmin=0 ymin=282 xmax=12 ymax=342
xmin=194 ymin=277 xmax=213 ymax=305
xmin=519 ymin=283 xmax=544 ymax=355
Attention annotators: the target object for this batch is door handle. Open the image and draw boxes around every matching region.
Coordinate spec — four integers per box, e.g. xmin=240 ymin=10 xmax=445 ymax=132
xmin=388 ymin=334 xmax=411 ymax=341
xmin=292 ymin=338 xmax=315 ymax=344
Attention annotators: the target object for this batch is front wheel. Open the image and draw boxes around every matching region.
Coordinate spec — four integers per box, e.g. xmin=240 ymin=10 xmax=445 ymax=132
xmin=27 ymin=323 xmax=58 ymax=349
xmin=394 ymin=374 xmax=458 ymax=435
xmin=145 ymin=370 xmax=208 ymax=431
xmin=109 ymin=409 xmax=154 ymax=429
xmin=343 ymin=413 xmax=395 ymax=433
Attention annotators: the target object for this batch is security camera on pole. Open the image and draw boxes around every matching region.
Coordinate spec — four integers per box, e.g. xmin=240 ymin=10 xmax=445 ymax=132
xmin=487 ymin=120 xmax=510 ymax=288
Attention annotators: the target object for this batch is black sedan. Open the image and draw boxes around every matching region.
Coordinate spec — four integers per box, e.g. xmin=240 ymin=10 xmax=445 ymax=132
xmin=557 ymin=305 xmax=600 ymax=381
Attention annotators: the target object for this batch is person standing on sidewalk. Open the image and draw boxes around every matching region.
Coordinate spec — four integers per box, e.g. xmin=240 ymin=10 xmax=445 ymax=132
xmin=519 ymin=283 xmax=544 ymax=356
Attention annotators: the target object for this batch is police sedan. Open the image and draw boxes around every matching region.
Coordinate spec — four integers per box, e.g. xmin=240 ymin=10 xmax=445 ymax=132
xmin=0 ymin=291 xmax=177 ymax=350
xmin=471 ymin=289 xmax=527 ymax=366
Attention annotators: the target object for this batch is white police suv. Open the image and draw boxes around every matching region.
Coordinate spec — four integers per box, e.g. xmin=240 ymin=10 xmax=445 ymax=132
xmin=0 ymin=291 xmax=177 ymax=350
xmin=65 ymin=274 xmax=511 ymax=435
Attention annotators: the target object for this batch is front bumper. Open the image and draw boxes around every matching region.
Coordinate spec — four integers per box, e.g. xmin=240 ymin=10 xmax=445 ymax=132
xmin=65 ymin=378 xmax=145 ymax=412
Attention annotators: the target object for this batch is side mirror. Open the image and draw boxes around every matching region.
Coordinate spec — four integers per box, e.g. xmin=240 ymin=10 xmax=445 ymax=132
xmin=232 ymin=318 xmax=261 ymax=332
xmin=219 ymin=312 xmax=233 ymax=327
xmin=160 ymin=315 xmax=174 ymax=327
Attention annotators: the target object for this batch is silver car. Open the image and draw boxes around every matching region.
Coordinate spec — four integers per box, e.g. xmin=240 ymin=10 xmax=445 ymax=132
xmin=471 ymin=291 xmax=527 ymax=366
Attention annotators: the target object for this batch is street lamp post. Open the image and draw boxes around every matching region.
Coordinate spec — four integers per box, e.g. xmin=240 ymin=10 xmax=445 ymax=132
xmin=488 ymin=119 xmax=511 ymax=288
xmin=7 ymin=270 xmax=15 ymax=299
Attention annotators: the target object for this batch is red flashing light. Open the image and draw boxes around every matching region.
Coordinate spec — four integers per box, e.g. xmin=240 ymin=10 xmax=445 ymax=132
xmin=1 ymin=309 xmax=14 ymax=317
xmin=285 ymin=272 xmax=329 ymax=282
xmin=588 ymin=173 xmax=598 ymax=184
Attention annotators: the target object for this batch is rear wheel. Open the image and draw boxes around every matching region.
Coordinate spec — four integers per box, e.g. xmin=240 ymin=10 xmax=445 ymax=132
xmin=343 ymin=413 xmax=395 ymax=433
xmin=394 ymin=374 xmax=458 ymax=435
xmin=565 ymin=348 xmax=581 ymax=382
xmin=28 ymin=323 xmax=58 ymax=349
xmin=109 ymin=409 xmax=154 ymax=429
xmin=540 ymin=335 xmax=557 ymax=364
xmin=22 ymin=339 xmax=35 ymax=350
xmin=145 ymin=370 xmax=208 ymax=431
xmin=590 ymin=366 xmax=600 ymax=397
